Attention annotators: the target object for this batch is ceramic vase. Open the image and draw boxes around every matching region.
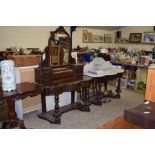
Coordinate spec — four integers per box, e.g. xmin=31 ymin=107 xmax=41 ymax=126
xmin=1 ymin=60 xmax=16 ymax=91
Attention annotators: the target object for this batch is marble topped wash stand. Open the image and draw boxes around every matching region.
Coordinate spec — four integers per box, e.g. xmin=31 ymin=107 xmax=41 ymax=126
xmin=84 ymin=65 xmax=124 ymax=105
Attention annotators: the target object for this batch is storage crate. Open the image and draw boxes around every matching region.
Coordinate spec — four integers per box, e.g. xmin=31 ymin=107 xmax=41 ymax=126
xmin=7 ymin=55 xmax=42 ymax=67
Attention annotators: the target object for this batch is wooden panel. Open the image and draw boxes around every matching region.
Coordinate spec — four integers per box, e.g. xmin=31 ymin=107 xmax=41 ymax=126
xmin=8 ymin=55 xmax=42 ymax=67
xmin=145 ymin=68 xmax=155 ymax=102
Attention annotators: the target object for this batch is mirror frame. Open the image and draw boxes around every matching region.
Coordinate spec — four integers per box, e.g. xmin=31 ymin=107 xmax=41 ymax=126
xmin=47 ymin=26 xmax=71 ymax=67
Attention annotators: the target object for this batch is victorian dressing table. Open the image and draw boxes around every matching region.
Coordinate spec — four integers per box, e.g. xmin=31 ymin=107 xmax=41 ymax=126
xmin=35 ymin=27 xmax=92 ymax=124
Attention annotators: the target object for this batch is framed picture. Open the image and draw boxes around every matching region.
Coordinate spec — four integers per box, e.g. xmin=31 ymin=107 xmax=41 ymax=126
xmin=92 ymin=35 xmax=104 ymax=43
xmin=88 ymin=32 xmax=93 ymax=42
xmin=104 ymin=34 xmax=112 ymax=43
xmin=129 ymin=33 xmax=142 ymax=43
xmin=142 ymin=32 xmax=155 ymax=43
xmin=83 ymin=30 xmax=89 ymax=43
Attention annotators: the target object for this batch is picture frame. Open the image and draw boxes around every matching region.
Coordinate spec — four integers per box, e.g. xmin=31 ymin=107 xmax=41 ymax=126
xmin=142 ymin=32 xmax=155 ymax=43
xmin=92 ymin=35 xmax=104 ymax=43
xmin=129 ymin=33 xmax=142 ymax=43
xmin=88 ymin=32 xmax=93 ymax=43
xmin=83 ymin=30 xmax=89 ymax=43
xmin=104 ymin=34 xmax=112 ymax=43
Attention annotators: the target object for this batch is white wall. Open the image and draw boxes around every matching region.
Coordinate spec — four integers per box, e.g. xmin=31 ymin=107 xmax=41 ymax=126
xmin=0 ymin=26 xmax=70 ymax=51
xmin=0 ymin=26 xmax=154 ymax=52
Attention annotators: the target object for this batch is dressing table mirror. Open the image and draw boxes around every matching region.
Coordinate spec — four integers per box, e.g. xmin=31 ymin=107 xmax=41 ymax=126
xmin=36 ymin=26 xmax=83 ymax=86
xmin=42 ymin=26 xmax=71 ymax=67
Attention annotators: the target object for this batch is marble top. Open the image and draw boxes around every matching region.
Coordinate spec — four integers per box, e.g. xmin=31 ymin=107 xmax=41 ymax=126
xmin=84 ymin=66 xmax=124 ymax=78
xmin=83 ymin=57 xmax=124 ymax=77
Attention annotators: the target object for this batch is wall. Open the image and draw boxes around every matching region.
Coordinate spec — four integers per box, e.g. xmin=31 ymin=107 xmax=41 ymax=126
xmin=0 ymin=26 xmax=154 ymax=52
xmin=0 ymin=26 xmax=70 ymax=51
xmin=72 ymin=27 xmax=114 ymax=49
xmin=73 ymin=26 xmax=155 ymax=51
xmin=113 ymin=26 xmax=155 ymax=51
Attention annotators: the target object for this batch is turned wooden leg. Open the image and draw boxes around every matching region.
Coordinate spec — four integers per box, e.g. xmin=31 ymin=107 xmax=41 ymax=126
xmin=41 ymin=89 xmax=47 ymax=112
xmin=115 ymin=75 xmax=122 ymax=98
xmin=92 ymin=79 xmax=96 ymax=96
xmin=98 ymin=82 xmax=102 ymax=95
xmin=84 ymin=87 xmax=90 ymax=112
xmin=53 ymin=94 xmax=61 ymax=124
xmin=104 ymin=80 xmax=108 ymax=92
xmin=71 ymin=91 xmax=75 ymax=104
xmin=95 ymin=81 xmax=98 ymax=95
xmin=79 ymin=87 xmax=82 ymax=100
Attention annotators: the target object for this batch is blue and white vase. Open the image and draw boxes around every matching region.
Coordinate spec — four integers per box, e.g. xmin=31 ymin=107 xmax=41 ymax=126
xmin=1 ymin=60 xmax=16 ymax=91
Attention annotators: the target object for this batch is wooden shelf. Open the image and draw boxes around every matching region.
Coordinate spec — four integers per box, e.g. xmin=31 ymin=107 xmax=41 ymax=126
xmin=115 ymin=42 xmax=155 ymax=45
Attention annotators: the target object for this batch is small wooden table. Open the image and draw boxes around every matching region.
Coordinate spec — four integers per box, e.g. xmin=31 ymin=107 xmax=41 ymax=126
xmin=0 ymin=82 xmax=42 ymax=129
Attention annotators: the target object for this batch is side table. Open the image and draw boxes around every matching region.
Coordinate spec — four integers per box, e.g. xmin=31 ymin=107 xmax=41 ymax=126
xmin=0 ymin=82 xmax=42 ymax=129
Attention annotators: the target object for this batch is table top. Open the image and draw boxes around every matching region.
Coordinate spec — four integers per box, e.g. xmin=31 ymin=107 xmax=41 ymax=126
xmin=84 ymin=67 xmax=124 ymax=78
xmin=0 ymin=82 xmax=42 ymax=100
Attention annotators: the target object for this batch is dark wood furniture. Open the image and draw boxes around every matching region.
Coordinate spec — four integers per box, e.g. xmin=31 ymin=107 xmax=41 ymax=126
xmin=0 ymin=51 xmax=12 ymax=60
xmin=124 ymin=102 xmax=155 ymax=129
xmin=37 ymin=76 xmax=92 ymax=124
xmin=35 ymin=26 xmax=92 ymax=124
xmin=0 ymin=82 xmax=42 ymax=129
xmin=35 ymin=66 xmax=92 ymax=124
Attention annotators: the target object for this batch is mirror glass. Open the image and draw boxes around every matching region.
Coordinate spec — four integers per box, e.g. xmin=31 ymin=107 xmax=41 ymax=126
xmin=48 ymin=27 xmax=70 ymax=67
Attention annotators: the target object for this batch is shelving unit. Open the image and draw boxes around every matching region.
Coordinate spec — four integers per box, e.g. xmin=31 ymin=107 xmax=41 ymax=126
xmin=115 ymin=42 xmax=155 ymax=45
